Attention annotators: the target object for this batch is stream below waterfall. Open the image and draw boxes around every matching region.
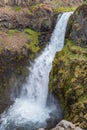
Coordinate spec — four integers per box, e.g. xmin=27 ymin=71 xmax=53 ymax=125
xmin=0 ymin=12 xmax=72 ymax=130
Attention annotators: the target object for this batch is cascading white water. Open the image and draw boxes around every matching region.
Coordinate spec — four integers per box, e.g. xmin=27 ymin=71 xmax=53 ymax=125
xmin=0 ymin=12 xmax=72 ymax=130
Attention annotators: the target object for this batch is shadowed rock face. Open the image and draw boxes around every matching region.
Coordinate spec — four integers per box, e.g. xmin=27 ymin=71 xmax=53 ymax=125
xmin=67 ymin=4 xmax=87 ymax=47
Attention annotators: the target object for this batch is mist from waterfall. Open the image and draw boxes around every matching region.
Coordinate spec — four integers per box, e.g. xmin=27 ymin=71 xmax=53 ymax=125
xmin=0 ymin=12 xmax=72 ymax=130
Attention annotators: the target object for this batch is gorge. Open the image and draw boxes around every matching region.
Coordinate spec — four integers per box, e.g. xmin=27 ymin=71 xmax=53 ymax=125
xmin=0 ymin=0 xmax=87 ymax=130
xmin=0 ymin=12 xmax=72 ymax=130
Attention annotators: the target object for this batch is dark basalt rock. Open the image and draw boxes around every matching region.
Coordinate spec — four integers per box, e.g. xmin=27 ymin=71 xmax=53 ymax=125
xmin=67 ymin=4 xmax=87 ymax=48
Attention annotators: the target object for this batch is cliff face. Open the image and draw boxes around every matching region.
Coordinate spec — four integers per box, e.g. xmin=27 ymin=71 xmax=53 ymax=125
xmin=0 ymin=5 xmax=54 ymax=31
xmin=0 ymin=3 xmax=54 ymax=113
xmin=49 ymin=5 xmax=87 ymax=129
xmin=0 ymin=0 xmax=83 ymax=7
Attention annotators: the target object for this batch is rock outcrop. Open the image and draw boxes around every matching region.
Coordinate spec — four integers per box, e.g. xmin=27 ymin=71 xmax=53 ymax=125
xmin=67 ymin=4 xmax=87 ymax=47
xmin=38 ymin=120 xmax=83 ymax=130
xmin=49 ymin=4 xmax=87 ymax=129
xmin=0 ymin=5 xmax=54 ymax=31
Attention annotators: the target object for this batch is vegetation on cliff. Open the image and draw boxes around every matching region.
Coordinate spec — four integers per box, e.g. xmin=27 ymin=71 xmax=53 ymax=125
xmin=49 ymin=4 xmax=87 ymax=129
xmin=49 ymin=39 xmax=87 ymax=129
xmin=0 ymin=28 xmax=41 ymax=59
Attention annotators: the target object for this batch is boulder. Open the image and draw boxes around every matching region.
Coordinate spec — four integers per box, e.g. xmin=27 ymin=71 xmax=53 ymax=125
xmin=51 ymin=120 xmax=83 ymax=130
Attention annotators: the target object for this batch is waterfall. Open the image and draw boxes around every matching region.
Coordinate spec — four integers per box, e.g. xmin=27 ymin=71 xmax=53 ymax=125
xmin=0 ymin=12 xmax=72 ymax=130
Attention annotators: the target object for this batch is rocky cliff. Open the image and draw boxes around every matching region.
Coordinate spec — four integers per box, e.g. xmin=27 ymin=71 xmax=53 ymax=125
xmin=0 ymin=0 xmax=83 ymax=7
xmin=49 ymin=4 xmax=87 ymax=129
xmin=0 ymin=3 xmax=54 ymax=113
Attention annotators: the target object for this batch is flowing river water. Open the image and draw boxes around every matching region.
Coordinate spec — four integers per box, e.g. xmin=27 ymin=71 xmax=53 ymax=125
xmin=0 ymin=12 xmax=72 ymax=130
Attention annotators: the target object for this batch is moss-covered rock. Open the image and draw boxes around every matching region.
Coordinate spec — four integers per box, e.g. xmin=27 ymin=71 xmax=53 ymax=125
xmin=49 ymin=39 xmax=87 ymax=129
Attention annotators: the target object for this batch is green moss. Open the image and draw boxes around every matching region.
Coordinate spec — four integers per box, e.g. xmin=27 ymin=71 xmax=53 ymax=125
xmin=12 ymin=6 xmax=22 ymax=12
xmin=49 ymin=38 xmax=87 ymax=128
xmin=30 ymin=3 xmax=43 ymax=11
xmin=54 ymin=6 xmax=77 ymax=12
xmin=79 ymin=95 xmax=87 ymax=102
xmin=8 ymin=29 xmax=18 ymax=36
xmin=24 ymin=28 xmax=40 ymax=54
xmin=6 ymin=28 xmax=41 ymax=60
xmin=27 ymin=10 xmax=33 ymax=15
xmin=17 ymin=55 xmax=24 ymax=60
